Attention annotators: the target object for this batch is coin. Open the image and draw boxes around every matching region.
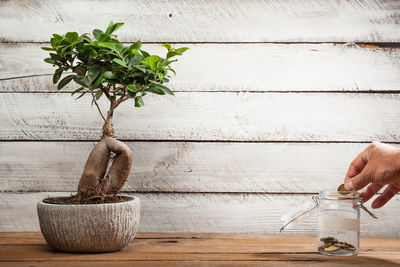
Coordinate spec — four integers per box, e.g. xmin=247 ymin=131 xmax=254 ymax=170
xmin=324 ymin=245 xmax=340 ymax=252
xmin=344 ymin=242 xmax=355 ymax=248
xmin=318 ymin=243 xmax=332 ymax=250
xmin=320 ymin=237 xmax=335 ymax=242
xmin=335 ymin=243 xmax=349 ymax=248
xmin=337 ymin=183 xmax=350 ymax=195
xmin=319 ymin=237 xmax=356 ymax=253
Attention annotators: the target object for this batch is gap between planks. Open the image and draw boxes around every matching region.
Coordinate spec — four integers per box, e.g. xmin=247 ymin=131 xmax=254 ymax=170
xmin=1 ymin=0 xmax=399 ymax=42
xmin=2 ymin=41 xmax=400 ymax=46
xmin=3 ymin=88 xmax=400 ymax=94
xmin=0 ymin=139 xmax=395 ymax=143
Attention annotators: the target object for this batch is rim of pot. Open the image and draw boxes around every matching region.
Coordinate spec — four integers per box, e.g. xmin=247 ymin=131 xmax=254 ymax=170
xmin=38 ymin=195 xmax=139 ymax=206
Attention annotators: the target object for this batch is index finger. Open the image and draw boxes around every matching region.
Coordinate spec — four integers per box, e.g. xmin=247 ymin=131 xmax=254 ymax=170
xmin=344 ymin=149 xmax=368 ymax=184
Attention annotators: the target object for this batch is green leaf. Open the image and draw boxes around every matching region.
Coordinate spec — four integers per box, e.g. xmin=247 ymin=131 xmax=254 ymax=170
xmin=103 ymin=71 xmax=116 ymax=79
xmin=93 ymin=29 xmax=104 ymax=40
xmin=140 ymin=50 xmax=150 ymax=57
xmin=113 ymin=58 xmax=127 ymax=67
xmin=73 ymin=76 xmax=89 ymax=88
xmin=146 ymin=85 xmax=165 ymax=95
xmin=128 ymin=55 xmax=144 ymax=67
xmin=127 ymin=84 xmax=137 ymax=92
xmin=95 ymin=90 xmax=103 ymax=100
xmin=88 ymin=65 xmax=102 ymax=82
xmin=41 ymin=47 xmax=55 ymax=51
xmin=148 ymin=55 xmax=161 ymax=71
xmin=73 ymin=65 xmax=86 ymax=76
xmin=71 ymin=87 xmax=84 ymax=96
xmin=65 ymin=32 xmax=79 ymax=42
xmin=60 ymin=38 xmax=83 ymax=53
xmin=75 ymin=92 xmax=86 ymax=100
xmin=57 ymin=75 xmax=75 ymax=90
xmin=98 ymin=33 xmax=111 ymax=42
xmin=176 ymin=47 xmax=190 ymax=53
xmin=105 ymin=21 xmax=124 ymax=35
xmin=127 ymin=90 xmax=136 ymax=98
xmin=53 ymin=68 xmax=63 ymax=84
xmin=50 ymin=37 xmax=58 ymax=47
xmin=131 ymin=49 xmax=140 ymax=56
xmin=168 ymin=67 xmax=176 ymax=76
xmin=92 ymin=71 xmax=105 ymax=88
xmin=103 ymin=78 xmax=119 ymax=84
xmin=135 ymin=65 xmax=146 ymax=72
xmin=52 ymin=34 xmax=62 ymax=39
xmin=156 ymin=84 xmax=174 ymax=95
xmin=49 ymin=53 xmax=61 ymax=61
xmin=81 ymin=33 xmax=91 ymax=41
xmin=166 ymin=51 xmax=179 ymax=58
xmin=134 ymin=96 xmax=144 ymax=107
xmin=98 ymin=42 xmax=123 ymax=53
xmin=98 ymin=42 xmax=116 ymax=50
xmin=130 ymin=41 xmax=142 ymax=50
xmin=162 ymin=43 xmax=171 ymax=51
xmin=105 ymin=21 xmax=115 ymax=34
xmin=121 ymin=46 xmax=130 ymax=59
xmin=44 ymin=58 xmax=55 ymax=64
xmin=112 ymin=22 xmax=124 ymax=33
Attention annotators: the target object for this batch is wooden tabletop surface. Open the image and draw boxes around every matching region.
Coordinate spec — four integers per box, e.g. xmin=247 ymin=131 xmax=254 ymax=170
xmin=1 ymin=232 xmax=400 ymax=266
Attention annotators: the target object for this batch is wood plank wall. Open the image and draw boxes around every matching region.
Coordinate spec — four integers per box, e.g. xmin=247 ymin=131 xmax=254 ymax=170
xmin=0 ymin=0 xmax=400 ymax=236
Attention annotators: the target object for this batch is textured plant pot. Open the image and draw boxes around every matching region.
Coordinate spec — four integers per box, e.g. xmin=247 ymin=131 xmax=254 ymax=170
xmin=37 ymin=196 xmax=140 ymax=253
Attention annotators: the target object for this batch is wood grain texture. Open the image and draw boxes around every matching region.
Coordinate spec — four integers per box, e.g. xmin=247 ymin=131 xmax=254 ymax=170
xmin=1 ymin=92 xmax=400 ymax=142
xmin=1 ymin=233 xmax=400 ymax=266
xmin=1 ymin=254 xmax=399 ymax=266
xmin=5 ymin=262 xmax=399 ymax=267
xmin=0 ymin=141 xmax=376 ymax=193
xmin=2 ymin=43 xmax=400 ymax=92
xmin=1 ymin=192 xmax=399 ymax=236
xmin=1 ymin=234 xmax=400 ymax=267
xmin=0 ymin=0 xmax=399 ymax=42
xmin=2 ymin=232 xmax=400 ymax=251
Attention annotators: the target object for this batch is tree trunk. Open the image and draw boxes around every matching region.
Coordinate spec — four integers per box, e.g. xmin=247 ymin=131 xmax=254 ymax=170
xmin=77 ymin=113 xmax=132 ymax=199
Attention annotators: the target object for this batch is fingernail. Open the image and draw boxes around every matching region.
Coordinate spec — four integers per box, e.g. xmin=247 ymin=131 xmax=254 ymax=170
xmin=345 ymin=181 xmax=353 ymax=191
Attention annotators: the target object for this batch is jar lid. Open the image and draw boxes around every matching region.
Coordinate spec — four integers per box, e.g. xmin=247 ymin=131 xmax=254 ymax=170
xmin=319 ymin=190 xmax=360 ymax=200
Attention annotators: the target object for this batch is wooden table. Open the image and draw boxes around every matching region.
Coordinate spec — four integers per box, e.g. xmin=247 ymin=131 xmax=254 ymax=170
xmin=1 ymin=232 xmax=400 ymax=266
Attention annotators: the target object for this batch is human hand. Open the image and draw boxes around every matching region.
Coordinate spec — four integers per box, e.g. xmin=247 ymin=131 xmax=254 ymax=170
xmin=344 ymin=141 xmax=400 ymax=208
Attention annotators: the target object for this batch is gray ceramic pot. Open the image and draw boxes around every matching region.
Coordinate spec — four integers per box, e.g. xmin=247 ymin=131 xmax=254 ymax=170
xmin=37 ymin=196 xmax=140 ymax=253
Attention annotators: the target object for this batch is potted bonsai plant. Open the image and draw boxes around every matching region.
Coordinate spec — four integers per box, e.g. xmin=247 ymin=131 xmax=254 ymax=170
xmin=38 ymin=21 xmax=188 ymax=252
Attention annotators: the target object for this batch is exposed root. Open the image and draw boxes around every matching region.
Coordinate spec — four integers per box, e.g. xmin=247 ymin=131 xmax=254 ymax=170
xmin=77 ymin=118 xmax=132 ymax=201
xmin=77 ymin=139 xmax=110 ymax=197
xmin=101 ymin=136 xmax=132 ymax=195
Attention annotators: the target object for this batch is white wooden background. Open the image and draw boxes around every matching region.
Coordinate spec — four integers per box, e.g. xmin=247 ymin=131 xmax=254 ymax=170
xmin=0 ymin=0 xmax=400 ymax=237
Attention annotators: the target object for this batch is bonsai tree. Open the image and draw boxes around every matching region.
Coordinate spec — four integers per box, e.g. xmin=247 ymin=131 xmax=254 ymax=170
xmin=42 ymin=21 xmax=188 ymax=203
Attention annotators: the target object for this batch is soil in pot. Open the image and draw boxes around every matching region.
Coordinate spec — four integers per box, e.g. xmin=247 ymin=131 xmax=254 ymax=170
xmin=43 ymin=195 xmax=131 ymax=205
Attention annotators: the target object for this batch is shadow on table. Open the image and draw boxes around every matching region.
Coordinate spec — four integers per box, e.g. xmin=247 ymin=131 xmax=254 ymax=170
xmin=253 ymin=253 xmax=400 ymax=267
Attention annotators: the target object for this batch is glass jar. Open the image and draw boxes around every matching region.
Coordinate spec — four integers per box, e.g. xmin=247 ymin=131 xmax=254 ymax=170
xmin=317 ymin=191 xmax=360 ymax=256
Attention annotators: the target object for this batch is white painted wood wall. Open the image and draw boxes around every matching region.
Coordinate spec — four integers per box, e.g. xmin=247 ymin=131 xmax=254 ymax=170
xmin=0 ymin=0 xmax=400 ymax=237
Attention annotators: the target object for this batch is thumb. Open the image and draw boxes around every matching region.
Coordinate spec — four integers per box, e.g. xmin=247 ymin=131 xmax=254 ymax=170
xmin=344 ymin=167 xmax=372 ymax=191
